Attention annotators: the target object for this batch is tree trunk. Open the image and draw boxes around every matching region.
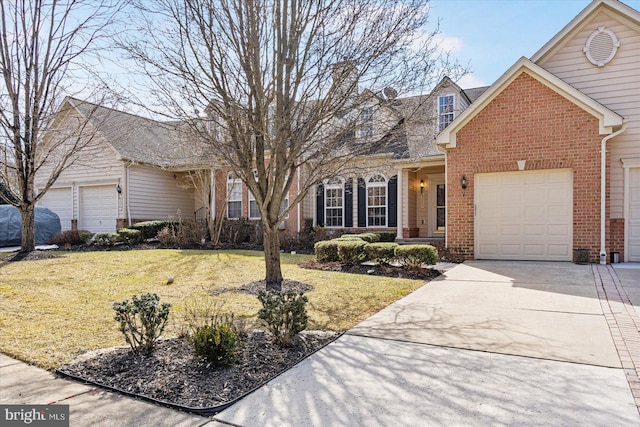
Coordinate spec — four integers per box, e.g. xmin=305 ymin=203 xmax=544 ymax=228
xmin=263 ymin=225 xmax=283 ymax=291
xmin=21 ymin=203 xmax=36 ymax=252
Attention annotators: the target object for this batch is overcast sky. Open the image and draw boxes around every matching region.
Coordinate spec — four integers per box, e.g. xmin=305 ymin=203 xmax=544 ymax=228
xmin=429 ymin=0 xmax=640 ymax=89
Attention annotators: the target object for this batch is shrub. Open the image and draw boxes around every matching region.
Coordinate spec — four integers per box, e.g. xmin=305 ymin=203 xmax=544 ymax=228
xmin=314 ymin=240 xmax=339 ymax=262
xmin=189 ymin=314 xmax=239 ymax=366
xmin=113 ymin=293 xmax=171 ymax=354
xmin=46 ymin=229 xmax=94 ymax=246
xmin=130 ymin=220 xmax=177 ymax=240
xmin=375 ymin=231 xmax=397 ymax=243
xmin=395 ymin=244 xmax=439 ymax=268
xmin=257 ymin=290 xmax=308 ymax=345
xmin=116 ymin=228 xmax=143 ymax=245
xmin=93 ymin=233 xmax=120 ymax=246
xmin=335 ymin=235 xmax=364 ymax=241
xmin=358 ymin=232 xmax=380 ymax=243
xmin=365 ymin=242 xmax=398 ymax=264
xmin=157 ymin=221 xmax=203 ymax=247
xmin=336 ymin=240 xmax=367 ymax=265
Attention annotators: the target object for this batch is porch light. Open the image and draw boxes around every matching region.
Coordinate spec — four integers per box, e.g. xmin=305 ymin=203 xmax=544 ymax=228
xmin=116 ymin=184 xmax=122 ymax=194
xmin=420 ymin=179 xmax=424 ymax=194
xmin=460 ymin=175 xmax=468 ymax=191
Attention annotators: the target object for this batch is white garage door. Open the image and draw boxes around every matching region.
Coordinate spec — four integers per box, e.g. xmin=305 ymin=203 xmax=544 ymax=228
xmin=475 ymin=169 xmax=573 ymax=261
xmin=79 ymin=185 xmax=117 ymax=233
xmin=629 ymin=168 xmax=640 ymax=262
xmin=38 ymin=187 xmax=73 ymax=231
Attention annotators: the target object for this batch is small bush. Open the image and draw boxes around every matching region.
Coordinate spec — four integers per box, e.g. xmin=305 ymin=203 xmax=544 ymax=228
xmin=365 ymin=242 xmax=398 ymax=264
xmin=46 ymin=229 xmax=94 ymax=246
xmin=336 ymin=240 xmax=367 ymax=265
xmin=113 ymin=293 xmax=171 ymax=354
xmin=257 ymin=290 xmax=308 ymax=345
xmin=335 ymin=235 xmax=364 ymax=241
xmin=157 ymin=221 xmax=203 ymax=247
xmin=117 ymin=228 xmax=143 ymax=245
xmin=395 ymin=244 xmax=439 ymax=268
xmin=358 ymin=233 xmax=380 ymax=243
xmin=93 ymin=233 xmax=120 ymax=246
xmin=314 ymin=240 xmax=339 ymax=262
xmin=189 ymin=314 xmax=239 ymax=366
xmin=375 ymin=231 xmax=396 ymax=243
xmin=130 ymin=220 xmax=177 ymax=240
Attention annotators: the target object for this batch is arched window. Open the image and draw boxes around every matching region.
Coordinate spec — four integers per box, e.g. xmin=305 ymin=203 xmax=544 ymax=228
xmin=325 ymin=177 xmax=344 ymax=227
xmin=227 ymin=173 xmax=242 ymax=219
xmin=367 ymin=174 xmax=386 ymax=227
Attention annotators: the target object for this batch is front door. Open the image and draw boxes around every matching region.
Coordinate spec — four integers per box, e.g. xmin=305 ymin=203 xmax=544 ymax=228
xmin=428 ymin=175 xmax=445 ymax=237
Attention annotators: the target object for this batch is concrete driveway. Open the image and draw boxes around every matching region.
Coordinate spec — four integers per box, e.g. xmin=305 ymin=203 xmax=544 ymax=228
xmin=215 ymin=261 xmax=639 ymax=426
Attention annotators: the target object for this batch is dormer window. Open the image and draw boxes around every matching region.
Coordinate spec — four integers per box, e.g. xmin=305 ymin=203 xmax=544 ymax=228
xmin=438 ymin=95 xmax=455 ymax=131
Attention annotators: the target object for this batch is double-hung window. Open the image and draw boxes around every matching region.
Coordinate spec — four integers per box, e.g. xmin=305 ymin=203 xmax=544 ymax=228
xmin=227 ymin=173 xmax=242 ymax=219
xmin=367 ymin=175 xmax=386 ymax=227
xmin=325 ymin=177 xmax=344 ymax=227
xmin=438 ymin=95 xmax=455 ymax=131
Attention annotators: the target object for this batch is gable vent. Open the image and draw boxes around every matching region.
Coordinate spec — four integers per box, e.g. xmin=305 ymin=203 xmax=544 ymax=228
xmin=583 ymin=27 xmax=620 ymax=67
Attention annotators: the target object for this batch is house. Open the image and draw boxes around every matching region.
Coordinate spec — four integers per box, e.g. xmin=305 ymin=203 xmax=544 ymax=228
xmin=36 ymin=98 xmax=214 ymax=233
xmin=435 ymin=0 xmax=639 ymax=263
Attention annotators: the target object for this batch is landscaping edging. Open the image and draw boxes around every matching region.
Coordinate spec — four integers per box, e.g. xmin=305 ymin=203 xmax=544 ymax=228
xmin=55 ymin=331 xmax=344 ymax=416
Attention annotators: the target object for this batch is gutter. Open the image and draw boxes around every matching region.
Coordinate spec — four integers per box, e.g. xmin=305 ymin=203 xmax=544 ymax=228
xmin=600 ymin=121 xmax=627 ymax=264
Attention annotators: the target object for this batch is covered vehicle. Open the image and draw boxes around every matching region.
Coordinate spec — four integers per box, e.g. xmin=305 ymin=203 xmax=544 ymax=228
xmin=0 ymin=205 xmax=61 ymax=247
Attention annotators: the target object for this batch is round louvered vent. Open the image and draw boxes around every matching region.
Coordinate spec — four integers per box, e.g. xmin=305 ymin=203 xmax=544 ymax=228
xmin=583 ymin=27 xmax=620 ymax=67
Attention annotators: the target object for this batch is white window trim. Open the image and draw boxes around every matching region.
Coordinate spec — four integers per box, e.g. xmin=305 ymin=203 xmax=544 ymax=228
xmin=248 ymin=190 xmax=260 ymax=219
xmin=366 ymin=174 xmax=387 ymax=227
xmin=438 ymin=94 xmax=455 ymax=132
xmin=227 ymin=173 xmax=242 ymax=219
xmin=324 ymin=178 xmax=345 ymax=228
xmin=358 ymin=106 xmax=374 ymax=139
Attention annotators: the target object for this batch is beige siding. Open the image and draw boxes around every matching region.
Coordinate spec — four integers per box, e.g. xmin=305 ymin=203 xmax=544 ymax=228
xmin=128 ymin=165 xmax=196 ymax=221
xmin=538 ymin=10 xmax=640 ymax=218
xmin=36 ymin=112 xmax=125 ymax=224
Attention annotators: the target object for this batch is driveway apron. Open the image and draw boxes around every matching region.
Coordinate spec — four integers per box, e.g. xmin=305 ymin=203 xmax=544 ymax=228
xmin=215 ymin=261 xmax=639 ymax=426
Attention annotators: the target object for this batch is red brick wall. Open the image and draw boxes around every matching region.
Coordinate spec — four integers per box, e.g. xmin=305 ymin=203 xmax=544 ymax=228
xmin=446 ymin=72 xmax=604 ymax=261
xmin=609 ymin=218 xmax=625 ymax=262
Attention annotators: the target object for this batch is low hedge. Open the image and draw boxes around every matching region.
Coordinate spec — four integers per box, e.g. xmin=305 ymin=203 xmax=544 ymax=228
xmin=358 ymin=232 xmax=380 ymax=243
xmin=314 ymin=240 xmax=340 ymax=262
xmin=130 ymin=220 xmax=177 ymax=240
xmin=336 ymin=240 xmax=367 ymax=265
xmin=395 ymin=244 xmax=438 ymax=267
xmin=117 ymin=228 xmax=144 ymax=244
xmin=376 ymin=231 xmax=396 ymax=242
xmin=365 ymin=242 xmax=398 ymax=264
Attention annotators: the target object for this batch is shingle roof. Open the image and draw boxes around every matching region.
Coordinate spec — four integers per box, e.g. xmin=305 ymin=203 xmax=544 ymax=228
xmin=67 ymin=98 xmax=215 ymax=168
xmin=462 ymin=86 xmax=490 ymax=103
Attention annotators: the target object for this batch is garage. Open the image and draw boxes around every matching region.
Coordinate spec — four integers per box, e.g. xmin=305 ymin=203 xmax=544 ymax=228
xmin=475 ymin=169 xmax=573 ymax=261
xmin=37 ymin=187 xmax=73 ymax=231
xmin=629 ymin=168 xmax=640 ymax=262
xmin=79 ymin=185 xmax=117 ymax=233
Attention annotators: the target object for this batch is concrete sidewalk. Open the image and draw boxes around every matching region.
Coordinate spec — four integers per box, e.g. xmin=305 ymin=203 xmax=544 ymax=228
xmin=214 ymin=261 xmax=640 ymax=426
xmin=0 ymin=354 xmax=219 ymax=426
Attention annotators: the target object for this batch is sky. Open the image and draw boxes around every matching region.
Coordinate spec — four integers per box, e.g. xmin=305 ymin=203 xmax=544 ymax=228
xmin=429 ymin=0 xmax=640 ymax=89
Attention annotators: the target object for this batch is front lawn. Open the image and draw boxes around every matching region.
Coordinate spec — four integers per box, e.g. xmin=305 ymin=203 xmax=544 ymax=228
xmin=0 ymin=249 xmax=425 ymax=370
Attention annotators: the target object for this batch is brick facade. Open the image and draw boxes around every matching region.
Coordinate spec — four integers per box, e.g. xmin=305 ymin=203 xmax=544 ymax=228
xmin=446 ymin=72 xmax=605 ymax=262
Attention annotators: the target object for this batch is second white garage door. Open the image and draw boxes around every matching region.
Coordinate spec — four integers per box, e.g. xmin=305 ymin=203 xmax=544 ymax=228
xmin=79 ymin=185 xmax=117 ymax=233
xmin=628 ymin=168 xmax=640 ymax=262
xmin=475 ymin=169 xmax=573 ymax=261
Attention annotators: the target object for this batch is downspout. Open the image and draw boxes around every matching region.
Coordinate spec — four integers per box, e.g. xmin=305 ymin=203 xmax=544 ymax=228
xmin=600 ymin=121 xmax=626 ymax=264
xmin=126 ymin=162 xmax=132 ymax=226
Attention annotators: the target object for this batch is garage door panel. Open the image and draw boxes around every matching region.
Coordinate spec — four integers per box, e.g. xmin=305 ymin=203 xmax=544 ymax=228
xmin=38 ymin=188 xmax=72 ymax=231
xmin=475 ymin=169 xmax=572 ymax=261
xmin=79 ymin=185 xmax=117 ymax=233
xmin=629 ymin=168 xmax=640 ymax=262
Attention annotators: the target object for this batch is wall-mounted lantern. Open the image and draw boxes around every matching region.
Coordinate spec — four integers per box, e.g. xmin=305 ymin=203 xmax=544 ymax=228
xmin=116 ymin=184 xmax=122 ymax=194
xmin=420 ymin=179 xmax=424 ymax=194
xmin=460 ymin=175 xmax=468 ymax=195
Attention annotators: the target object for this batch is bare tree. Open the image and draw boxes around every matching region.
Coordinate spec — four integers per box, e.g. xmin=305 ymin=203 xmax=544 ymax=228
xmin=124 ymin=0 xmax=465 ymax=289
xmin=0 ymin=0 xmax=120 ymax=251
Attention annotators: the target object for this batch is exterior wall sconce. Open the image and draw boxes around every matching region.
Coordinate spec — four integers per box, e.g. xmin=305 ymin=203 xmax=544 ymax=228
xmin=116 ymin=184 xmax=122 ymax=194
xmin=420 ymin=179 xmax=424 ymax=194
xmin=460 ymin=175 xmax=468 ymax=194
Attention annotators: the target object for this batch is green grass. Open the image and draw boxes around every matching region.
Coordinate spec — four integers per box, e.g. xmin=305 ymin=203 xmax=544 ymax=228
xmin=0 ymin=249 xmax=425 ymax=370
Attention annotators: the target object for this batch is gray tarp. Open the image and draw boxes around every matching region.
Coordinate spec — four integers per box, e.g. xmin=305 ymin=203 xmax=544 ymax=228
xmin=0 ymin=205 xmax=61 ymax=247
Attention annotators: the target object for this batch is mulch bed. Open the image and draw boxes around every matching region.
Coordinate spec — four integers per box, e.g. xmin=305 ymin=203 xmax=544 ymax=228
xmin=212 ymin=278 xmax=314 ymax=295
xmin=299 ymin=258 xmax=443 ymax=280
xmin=58 ymin=331 xmax=340 ymax=410
xmin=4 ymin=250 xmax=65 ymax=262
